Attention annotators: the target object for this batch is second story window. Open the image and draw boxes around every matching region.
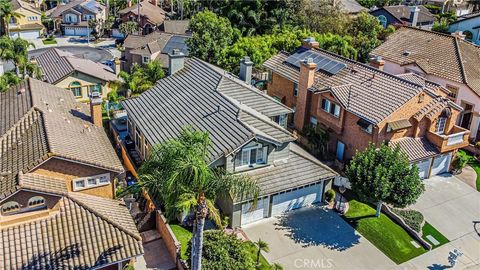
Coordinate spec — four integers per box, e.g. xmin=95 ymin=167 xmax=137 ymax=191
xmin=436 ymin=117 xmax=447 ymax=134
xmin=321 ymin=98 xmax=340 ymax=117
xmin=293 ymin=83 xmax=298 ymax=97
xmin=235 ymin=142 xmax=268 ymax=168
xmin=73 ymin=173 xmax=111 ymax=191
xmin=1 ymin=201 xmax=20 ymax=215
xmin=357 ymin=118 xmax=373 ymax=134
xmin=143 ymin=56 xmax=150 ymax=64
xmin=446 ymin=84 xmax=459 ymax=100
xmin=273 ymin=114 xmax=287 ymax=128
xmin=69 ymin=81 xmax=82 ymax=97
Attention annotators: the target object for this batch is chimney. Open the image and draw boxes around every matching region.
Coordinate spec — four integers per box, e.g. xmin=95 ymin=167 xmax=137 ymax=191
xmin=127 ymin=0 xmax=132 ymax=7
xmin=168 ymin=48 xmax=185 ymax=75
xmin=451 ymin=31 xmax=466 ymax=40
xmin=369 ymin=56 xmax=385 ymax=71
xmin=302 ymin=37 xmax=320 ymax=50
xmin=114 ymin=57 xmax=121 ymax=76
xmin=150 ymin=0 xmax=157 ymax=6
xmin=90 ymin=92 xmax=103 ymax=127
xmin=239 ymin=56 xmax=253 ymax=84
xmin=409 ymin=6 xmax=420 ymax=27
xmin=294 ymin=58 xmax=317 ymax=131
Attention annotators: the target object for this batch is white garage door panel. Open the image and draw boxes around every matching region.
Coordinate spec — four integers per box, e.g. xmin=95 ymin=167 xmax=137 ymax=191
xmin=431 ymin=153 xmax=452 ymax=176
xmin=241 ymin=198 xmax=267 ymax=226
xmin=271 ymin=183 xmax=323 ymax=216
xmin=415 ymin=158 xmax=432 ymax=179
xmin=64 ymin=27 xmax=75 ymax=35
xmin=20 ymin=30 xmax=40 ymax=39
xmin=75 ymin=28 xmax=89 ymax=36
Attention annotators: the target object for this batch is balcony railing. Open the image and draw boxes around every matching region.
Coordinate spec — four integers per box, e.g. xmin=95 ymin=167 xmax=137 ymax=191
xmin=426 ymin=125 xmax=470 ymax=153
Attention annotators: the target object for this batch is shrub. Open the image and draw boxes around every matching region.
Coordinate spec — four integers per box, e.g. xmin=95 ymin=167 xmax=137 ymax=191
xmin=452 ymin=154 xmax=469 ymax=172
xmin=392 ymin=208 xmax=424 ymax=233
xmin=325 ymin=189 xmax=336 ymax=203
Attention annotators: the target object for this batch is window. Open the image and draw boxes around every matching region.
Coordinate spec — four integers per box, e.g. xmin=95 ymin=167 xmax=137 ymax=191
xmin=84 ymin=15 xmax=94 ymax=21
xmin=1 ymin=201 xmax=20 ymax=214
xmin=65 ymin=14 xmax=77 ymax=23
xmin=321 ymin=99 xmax=331 ymax=112
xmin=378 ymin=15 xmax=387 ymax=28
xmin=436 ymin=117 xmax=447 ymax=134
xmin=273 ymin=114 xmax=287 ymax=128
xmin=135 ymin=127 xmax=141 ymax=149
xmin=70 ymin=81 xmax=82 ymax=97
xmin=321 ymin=98 xmax=340 ymax=117
xmin=464 ymin=31 xmax=473 ymax=42
xmin=90 ymin=83 xmax=102 ymax=95
xmin=293 ymin=83 xmax=298 ymax=97
xmin=73 ymin=173 xmax=111 ymax=191
xmin=235 ymin=142 xmax=268 ymax=168
xmin=446 ymin=84 xmax=459 ymax=99
xmin=27 ymin=16 xmax=38 ymax=21
xmin=357 ymin=118 xmax=373 ymax=134
xmin=267 ymin=70 xmax=273 ymax=82
xmin=310 ymin=116 xmax=318 ymax=127
xmin=27 ymin=196 xmax=45 ymax=208
xmin=142 ymin=56 xmax=150 ymax=64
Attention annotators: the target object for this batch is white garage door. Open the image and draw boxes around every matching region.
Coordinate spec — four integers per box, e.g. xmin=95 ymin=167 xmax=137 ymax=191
xmin=74 ymin=28 xmax=90 ymax=36
xmin=415 ymin=158 xmax=432 ymax=179
xmin=64 ymin=27 xmax=75 ymax=35
xmin=9 ymin=32 xmax=19 ymax=39
xmin=431 ymin=153 xmax=452 ymax=176
xmin=241 ymin=197 xmax=268 ymax=226
xmin=271 ymin=182 xmax=324 ymax=216
xmin=19 ymin=30 xmax=40 ymax=39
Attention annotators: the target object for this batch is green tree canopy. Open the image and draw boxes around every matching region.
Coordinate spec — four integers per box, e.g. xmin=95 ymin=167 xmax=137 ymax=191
xmin=345 ymin=143 xmax=424 ymax=217
xmin=119 ymin=60 xmax=165 ymax=96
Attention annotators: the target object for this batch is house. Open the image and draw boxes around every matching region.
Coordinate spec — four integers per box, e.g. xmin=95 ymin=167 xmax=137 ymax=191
xmin=371 ymin=27 xmax=480 ymax=141
xmin=123 ymin=31 xmax=189 ymax=72
xmin=370 ymin=5 xmax=435 ymax=29
xmin=33 ymin=48 xmax=120 ymax=101
xmin=162 ymin=19 xmax=190 ymax=35
xmin=4 ymin=0 xmax=44 ymax=39
xmin=449 ymin=12 xmax=480 ymax=45
xmin=118 ymin=0 xmax=167 ymax=35
xmin=423 ymin=0 xmax=471 ymax=16
xmin=311 ymin=0 xmax=366 ymax=15
xmin=46 ymin=0 xmax=106 ymax=36
xmin=120 ymin=53 xmax=338 ymax=227
xmin=0 ymin=79 xmax=143 ymax=269
xmin=263 ymin=38 xmax=469 ymax=179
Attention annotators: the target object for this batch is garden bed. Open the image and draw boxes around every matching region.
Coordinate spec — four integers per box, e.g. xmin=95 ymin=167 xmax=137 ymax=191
xmin=457 ymin=150 xmax=480 ymax=191
xmin=42 ymin=38 xmax=57 ymax=45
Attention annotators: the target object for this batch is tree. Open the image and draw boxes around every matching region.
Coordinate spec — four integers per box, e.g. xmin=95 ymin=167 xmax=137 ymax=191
xmin=302 ymin=125 xmax=330 ymax=159
xmin=187 ymin=10 xmax=238 ymax=66
xmin=0 ymin=72 xmax=20 ymax=92
xmin=186 ymin=231 xmax=255 ymax=270
xmin=137 ymin=128 xmax=259 ymax=270
xmin=119 ymin=21 xmax=138 ymax=36
xmin=347 ymin=11 xmax=388 ymax=62
xmin=432 ymin=18 xmax=451 ymax=34
xmin=119 ymin=61 xmax=165 ymax=95
xmin=298 ymin=0 xmax=350 ymax=36
xmin=88 ymin=17 xmax=114 ymax=40
xmin=0 ymin=0 xmax=21 ymax=36
xmin=255 ymin=238 xmax=269 ymax=266
xmin=0 ymin=36 xmax=35 ymax=77
xmin=345 ymin=143 xmax=424 ymax=217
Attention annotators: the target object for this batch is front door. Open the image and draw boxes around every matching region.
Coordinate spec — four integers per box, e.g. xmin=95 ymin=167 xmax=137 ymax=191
xmin=336 ymin=141 xmax=345 ymax=161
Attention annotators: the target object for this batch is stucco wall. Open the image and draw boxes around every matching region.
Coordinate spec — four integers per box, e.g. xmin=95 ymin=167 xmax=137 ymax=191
xmin=449 ymin=19 xmax=480 ymax=45
xmin=55 ymin=72 xmax=112 ymax=101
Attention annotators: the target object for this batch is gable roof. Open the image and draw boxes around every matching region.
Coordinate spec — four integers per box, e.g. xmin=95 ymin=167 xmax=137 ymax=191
xmin=46 ymin=0 xmax=105 ymax=18
xmin=371 ymin=27 xmax=480 ymax=97
xmin=119 ymin=0 xmax=166 ymax=24
xmin=122 ymin=57 xmax=294 ymax=161
xmin=0 ymin=79 xmax=124 ymax=197
xmin=1 ymin=173 xmax=142 ymax=269
xmin=11 ymin=0 xmax=41 ymax=15
xmin=35 ymin=48 xmax=118 ymax=84
xmin=264 ymin=48 xmax=425 ymax=124
xmin=377 ymin=5 xmax=434 ymax=24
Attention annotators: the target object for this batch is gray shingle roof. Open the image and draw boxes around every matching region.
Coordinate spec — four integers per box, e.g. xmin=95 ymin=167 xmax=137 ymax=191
xmin=380 ymin=5 xmax=434 ymax=24
xmin=243 ymin=143 xmax=338 ymax=198
xmin=122 ymin=58 xmax=295 ymax=160
xmin=35 ymin=48 xmax=118 ymax=84
xmin=389 ymin=137 xmax=439 ymax=162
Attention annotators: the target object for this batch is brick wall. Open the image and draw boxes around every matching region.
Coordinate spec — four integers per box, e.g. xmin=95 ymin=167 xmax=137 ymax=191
xmin=266 ymin=73 xmax=296 ymax=124
xmin=32 ymin=158 xmax=115 ymax=199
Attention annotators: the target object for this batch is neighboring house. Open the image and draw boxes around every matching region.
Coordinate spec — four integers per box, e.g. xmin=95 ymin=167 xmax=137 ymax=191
xmin=449 ymin=12 xmax=480 ymax=45
xmin=46 ymin=0 xmax=106 ymax=36
xmin=118 ymin=0 xmax=166 ymax=35
xmin=263 ymin=38 xmax=469 ymax=179
xmin=370 ymin=5 xmax=435 ymax=29
xmin=123 ymin=31 xmax=189 ymax=72
xmin=34 ymin=48 xmax=120 ymax=101
xmin=0 ymin=78 xmax=143 ymax=269
xmin=311 ymin=0 xmax=366 ymax=14
xmin=371 ymin=27 xmax=480 ymax=141
xmin=120 ymin=53 xmax=338 ymax=227
xmin=423 ymin=0 xmax=471 ymax=16
xmin=162 ymin=19 xmax=190 ymax=35
xmin=5 ymin=0 xmax=44 ymax=39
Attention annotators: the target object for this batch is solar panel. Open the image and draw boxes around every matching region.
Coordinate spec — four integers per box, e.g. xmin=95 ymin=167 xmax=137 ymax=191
xmin=162 ymin=36 xmax=189 ymax=55
xmin=284 ymin=49 xmax=347 ymax=75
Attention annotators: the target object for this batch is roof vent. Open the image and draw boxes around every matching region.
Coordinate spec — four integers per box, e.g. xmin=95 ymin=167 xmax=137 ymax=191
xmin=402 ymin=51 xmax=411 ymax=56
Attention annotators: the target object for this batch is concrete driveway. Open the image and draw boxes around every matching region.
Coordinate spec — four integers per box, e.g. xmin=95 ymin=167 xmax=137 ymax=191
xmin=400 ymin=174 xmax=480 ymax=269
xmin=242 ymin=206 xmax=396 ymax=270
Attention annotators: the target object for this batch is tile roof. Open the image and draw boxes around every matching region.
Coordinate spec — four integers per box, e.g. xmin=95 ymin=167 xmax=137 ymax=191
xmin=119 ymin=0 xmax=166 ymax=24
xmin=264 ymin=48 xmax=425 ymax=124
xmin=47 ymin=0 xmax=105 ymax=18
xmin=18 ymin=173 xmax=68 ymax=195
xmin=11 ymin=0 xmax=41 ymax=14
xmin=0 ymin=195 xmax=142 ymax=270
xmin=122 ymin=58 xmax=295 ymax=161
xmin=35 ymin=48 xmax=118 ymax=84
xmin=163 ymin=20 xmax=190 ymax=35
xmin=371 ymin=27 xmax=480 ymax=96
xmin=242 ymin=143 xmax=338 ymax=198
xmin=380 ymin=5 xmax=434 ymax=24
xmin=389 ymin=137 xmax=439 ymax=161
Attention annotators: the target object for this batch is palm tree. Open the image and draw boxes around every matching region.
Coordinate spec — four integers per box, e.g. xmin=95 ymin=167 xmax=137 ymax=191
xmin=255 ymin=238 xmax=269 ymax=266
xmin=0 ymin=0 xmax=22 ymax=37
xmin=137 ymin=127 xmax=259 ymax=270
xmin=12 ymin=38 xmax=35 ymax=77
xmin=119 ymin=61 xmax=165 ymax=96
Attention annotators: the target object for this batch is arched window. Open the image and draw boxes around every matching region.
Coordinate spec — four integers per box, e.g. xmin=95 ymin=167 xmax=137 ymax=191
xmin=378 ymin=15 xmax=388 ymax=28
xmin=28 ymin=196 xmax=46 ymax=208
xmin=70 ymin=81 xmax=82 ymax=98
xmin=464 ymin=31 xmax=473 ymax=42
xmin=1 ymin=201 xmax=20 ymax=214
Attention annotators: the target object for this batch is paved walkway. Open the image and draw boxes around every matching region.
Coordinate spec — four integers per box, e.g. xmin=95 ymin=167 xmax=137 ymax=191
xmin=134 ymin=239 xmax=176 ymax=270
xmin=457 ymin=166 xmax=478 ymax=190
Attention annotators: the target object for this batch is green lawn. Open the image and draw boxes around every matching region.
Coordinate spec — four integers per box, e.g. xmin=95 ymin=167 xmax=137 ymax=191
xmin=457 ymin=150 xmax=480 ymax=191
xmin=170 ymin=224 xmax=192 ymax=260
xmin=343 ymin=200 xmax=427 ymax=264
xmin=42 ymin=38 xmax=57 ymax=45
xmin=244 ymin=241 xmax=271 ymax=270
xmin=422 ymin=222 xmax=449 ymax=249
